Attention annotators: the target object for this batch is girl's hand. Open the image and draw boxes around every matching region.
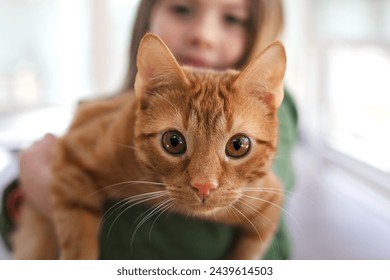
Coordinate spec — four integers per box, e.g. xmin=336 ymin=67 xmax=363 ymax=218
xmin=19 ymin=133 xmax=57 ymax=218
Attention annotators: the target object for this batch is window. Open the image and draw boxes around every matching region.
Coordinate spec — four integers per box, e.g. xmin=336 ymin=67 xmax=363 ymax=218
xmin=325 ymin=45 xmax=390 ymax=173
xmin=285 ymin=0 xmax=390 ymax=177
xmin=0 ymin=0 xmax=140 ymax=113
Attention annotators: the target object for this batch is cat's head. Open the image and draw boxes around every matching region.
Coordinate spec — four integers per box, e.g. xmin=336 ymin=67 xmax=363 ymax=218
xmin=133 ymin=33 xmax=286 ymax=216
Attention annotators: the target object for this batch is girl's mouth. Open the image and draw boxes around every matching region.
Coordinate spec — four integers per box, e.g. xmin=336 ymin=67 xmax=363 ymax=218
xmin=179 ymin=57 xmax=211 ymax=68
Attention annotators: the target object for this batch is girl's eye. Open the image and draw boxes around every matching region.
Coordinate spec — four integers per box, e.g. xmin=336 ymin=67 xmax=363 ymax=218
xmin=170 ymin=4 xmax=191 ymax=17
xmin=225 ymin=134 xmax=251 ymax=158
xmin=161 ymin=130 xmax=187 ymax=155
xmin=224 ymin=14 xmax=246 ymax=26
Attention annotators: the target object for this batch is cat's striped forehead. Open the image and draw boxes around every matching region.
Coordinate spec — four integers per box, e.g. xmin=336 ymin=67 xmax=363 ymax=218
xmin=180 ymin=68 xmax=275 ymax=139
xmin=181 ymin=69 xmax=237 ymax=133
xmin=139 ymin=67 xmax=276 ymax=143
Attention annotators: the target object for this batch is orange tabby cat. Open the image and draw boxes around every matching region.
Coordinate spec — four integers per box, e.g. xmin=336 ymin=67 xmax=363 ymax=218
xmin=12 ymin=33 xmax=286 ymax=260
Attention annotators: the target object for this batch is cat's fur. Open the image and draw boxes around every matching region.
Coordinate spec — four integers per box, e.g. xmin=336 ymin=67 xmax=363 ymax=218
xmin=12 ymin=33 xmax=286 ymax=260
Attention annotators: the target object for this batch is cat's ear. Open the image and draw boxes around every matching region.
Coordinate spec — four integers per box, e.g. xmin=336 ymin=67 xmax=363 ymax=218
xmin=135 ymin=33 xmax=188 ymax=94
xmin=235 ymin=41 xmax=286 ymax=108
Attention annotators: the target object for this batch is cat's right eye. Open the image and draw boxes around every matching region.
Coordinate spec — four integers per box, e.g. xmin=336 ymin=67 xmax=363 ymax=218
xmin=161 ymin=130 xmax=187 ymax=156
xmin=225 ymin=134 xmax=251 ymax=158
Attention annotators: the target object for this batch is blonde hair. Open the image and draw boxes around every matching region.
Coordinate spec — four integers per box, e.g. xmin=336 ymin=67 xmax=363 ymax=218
xmin=123 ymin=0 xmax=284 ymax=90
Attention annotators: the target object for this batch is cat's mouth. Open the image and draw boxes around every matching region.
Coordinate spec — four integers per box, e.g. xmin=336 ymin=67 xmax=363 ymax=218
xmin=167 ymin=184 xmax=239 ymax=216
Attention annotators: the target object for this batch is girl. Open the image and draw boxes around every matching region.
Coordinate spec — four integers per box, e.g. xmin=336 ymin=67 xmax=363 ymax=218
xmin=1 ymin=0 xmax=297 ymax=259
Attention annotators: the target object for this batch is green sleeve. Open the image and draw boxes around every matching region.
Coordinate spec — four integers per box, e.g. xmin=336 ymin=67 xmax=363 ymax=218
xmin=273 ymin=88 xmax=299 ymax=192
xmin=264 ymin=89 xmax=299 ymax=259
xmin=99 ymin=89 xmax=298 ymax=260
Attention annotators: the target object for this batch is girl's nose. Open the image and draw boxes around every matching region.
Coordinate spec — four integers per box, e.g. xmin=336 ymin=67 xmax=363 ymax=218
xmin=188 ymin=12 xmax=219 ymax=49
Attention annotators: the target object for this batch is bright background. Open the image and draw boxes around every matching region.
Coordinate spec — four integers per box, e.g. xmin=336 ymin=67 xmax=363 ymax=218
xmin=0 ymin=0 xmax=389 ymax=259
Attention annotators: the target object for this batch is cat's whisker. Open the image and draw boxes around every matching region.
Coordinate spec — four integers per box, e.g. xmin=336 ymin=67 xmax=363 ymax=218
xmin=130 ymin=195 xmax=170 ymax=228
xmin=241 ymin=188 xmax=286 ymax=195
xmin=89 ymin=180 xmax=166 ymax=197
xmin=114 ymin=191 xmax=167 ymax=216
xmin=105 ymin=191 xmax=168 ymax=238
xmin=238 ymin=199 xmax=283 ymax=254
xmin=230 ymin=204 xmax=262 ymax=241
xmin=114 ymin=142 xmax=137 ymax=151
xmin=237 ymin=199 xmax=278 ymax=232
xmin=107 ymin=196 xmax=168 ymax=240
xmin=242 ymin=188 xmax=311 ymax=203
xmin=241 ymin=193 xmax=289 ymax=215
xmin=148 ymin=200 xmax=176 ymax=243
xmin=212 ymin=211 xmax=218 ymax=223
xmin=236 ymin=199 xmax=281 ymax=251
xmin=101 ymin=197 xmax=131 ymax=226
xmin=130 ymin=198 xmax=173 ymax=251
xmin=227 ymin=205 xmax=242 ymax=222
xmin=241 ymin=188 xmax=292 ymax=198
xmin=241 ymin=187 xmax=287 ymax=192
xmin=102 ymin=191 xmax=167 ymax=226
xmin=240 ymin=194 xmax=303 ymax=235
xmin=103 ymin=192 xmax=167 ymax=238
xmin=114 ymin=181 xmax=165 ymax=195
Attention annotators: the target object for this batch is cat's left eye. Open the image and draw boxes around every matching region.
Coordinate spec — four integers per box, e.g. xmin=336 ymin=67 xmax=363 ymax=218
xmin=225 ymin=134 xmax=251 ymax=158
xmin=161 ymin=130 xmax=187 ymax=155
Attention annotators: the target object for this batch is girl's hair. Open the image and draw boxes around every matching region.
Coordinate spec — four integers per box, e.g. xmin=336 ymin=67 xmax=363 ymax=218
xmin=123 ymin=0 xmax=284 ymax=90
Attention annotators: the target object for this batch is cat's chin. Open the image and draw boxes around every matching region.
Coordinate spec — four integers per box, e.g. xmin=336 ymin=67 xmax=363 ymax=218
xmin=174 ymin=202 xmax=228 ymax=218
xmin=193 ymin=206 xmax=223 ymax=217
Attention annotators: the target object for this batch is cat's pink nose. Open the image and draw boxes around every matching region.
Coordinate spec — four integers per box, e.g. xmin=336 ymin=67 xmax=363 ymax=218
xmin=191 ymin=181 xmax=217 ymax=200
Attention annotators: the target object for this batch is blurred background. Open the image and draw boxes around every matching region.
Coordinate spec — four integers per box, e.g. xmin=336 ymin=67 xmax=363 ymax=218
xmin=0 ymin=0 xmax=389 ymax=259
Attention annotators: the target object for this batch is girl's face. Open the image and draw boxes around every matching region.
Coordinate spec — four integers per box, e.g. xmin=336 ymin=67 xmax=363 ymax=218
xmin=149 ymin=0 xmax=248 ymax=70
